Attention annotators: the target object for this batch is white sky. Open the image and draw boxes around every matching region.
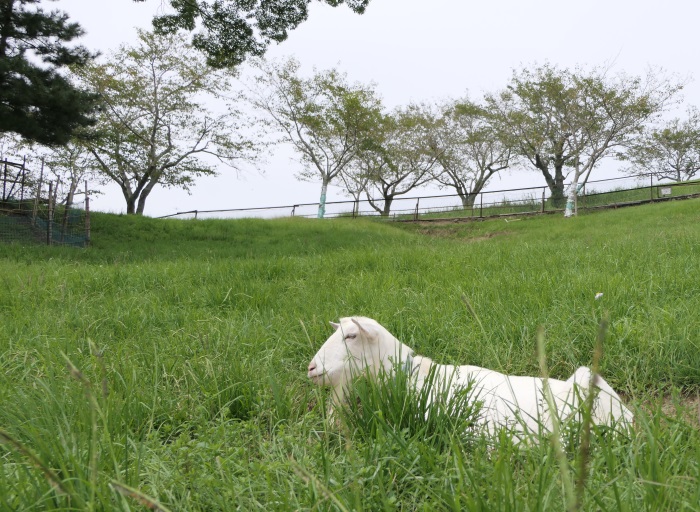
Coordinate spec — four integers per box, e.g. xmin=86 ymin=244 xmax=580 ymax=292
xmin=56 ymin=0 xmax=700 ymax=217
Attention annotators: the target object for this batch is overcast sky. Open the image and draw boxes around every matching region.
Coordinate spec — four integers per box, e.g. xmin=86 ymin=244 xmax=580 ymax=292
xmin=56 ymin=0 xmax=700 ymax=217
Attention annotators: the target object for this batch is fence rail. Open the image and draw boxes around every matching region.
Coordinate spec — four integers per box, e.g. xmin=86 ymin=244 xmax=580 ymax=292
xmin=159 ymin=173 xmax=700 ymax=222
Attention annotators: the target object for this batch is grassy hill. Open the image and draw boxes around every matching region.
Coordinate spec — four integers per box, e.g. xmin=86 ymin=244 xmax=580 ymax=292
xmin=1 ymin=200 xmax=699 ymax=510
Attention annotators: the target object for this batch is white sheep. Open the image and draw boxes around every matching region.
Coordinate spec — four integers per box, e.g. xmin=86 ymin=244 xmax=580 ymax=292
xmin=307 ymin=317 xmax=633 ymax=441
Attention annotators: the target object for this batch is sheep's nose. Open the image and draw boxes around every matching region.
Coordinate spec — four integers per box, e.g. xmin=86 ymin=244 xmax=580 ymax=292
xmin=308 ymin=361 xmax=317 ymax=373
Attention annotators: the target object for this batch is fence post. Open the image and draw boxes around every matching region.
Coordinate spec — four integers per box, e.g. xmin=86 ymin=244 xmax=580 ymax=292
xmin=19 ymin=156 xmax=26 ymax=203
xmin=32 ymin=159 xmax=44 ymax=227
xmin=541 ymin=188 xmax=546 ymax=213
xmin=650 ymin=174 xmax=654 ymax=201
xmin=480 ymin=193 xmax=483 ymax=218
xmin=47 ymin=182 xmax=53 ymax=245
xmin=414 ymin=198 xmax=420 ymax=221
xmin=194 ymin=210 xmax=198 ymax=220
xmin=84 ymin=181 xmax=91 ymax=246
xmin=291 ymin=205 xmax=296 ymax=217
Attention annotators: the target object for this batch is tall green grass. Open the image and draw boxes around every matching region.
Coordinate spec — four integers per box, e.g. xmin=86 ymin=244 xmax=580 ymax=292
xmin=1 ymin=200 xmax=699 ymax=510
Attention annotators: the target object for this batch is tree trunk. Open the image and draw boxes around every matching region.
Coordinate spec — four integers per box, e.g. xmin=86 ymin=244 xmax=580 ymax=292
xmin=136 ymin=178 xmax=159 ymax=215
xmin=542 ymin=161 xmax=567 ymax=208
xmin=136 ymin=194 xmax=148 ymax=215
xmin=317 ymin=179 xmax=329 ymax=219
xmin=381 ymin=197 xmax=393 ymax=217
xmin=536 ymin=153 xmax=566 ymax=208
xmin=460 ymin=192 xmax=479 ymax=209
xmin=552 ymin=165 xmax=566 ymax=208
xmin=125 ymin=194 xmax=137 ymax=215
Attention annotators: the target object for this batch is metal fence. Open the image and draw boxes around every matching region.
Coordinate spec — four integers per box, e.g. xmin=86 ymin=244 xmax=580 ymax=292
xmin=0 ymin=159 xmax=91 ymax=247
xmin=159 ymin=173 xmax=700 ymax=221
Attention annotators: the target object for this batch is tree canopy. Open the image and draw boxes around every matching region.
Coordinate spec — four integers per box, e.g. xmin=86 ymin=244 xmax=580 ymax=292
xmin=346 ymin=104 xmax=438 ymax=216
xmin=78 ymin=30 xmax=260 ymax=215
xmin=0 ymin=0 xmax=96 ymax=145
xmin=134 ymin=0 xmax=372 ymax=68
xmin=247 ymin=58 xmax=382 ymax=218
xmin=429 ymin=99 xmax=510 ymax=208
xmin=486 ymin=64 xmax=681 ymax=213
xmin=558 ymin=68 xmax=681 ymax=216
xmin=485 ymin=65 xmax=580 ymax=207
xmin=623 ymin=108 xmax=700 ymax=182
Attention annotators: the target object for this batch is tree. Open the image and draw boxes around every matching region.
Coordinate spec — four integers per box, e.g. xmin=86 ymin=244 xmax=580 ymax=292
xmin=0 ymin=131 xmax=25 ymax=160
xmin=485 ymin=65 xmax=579 ymax=208
xmin=622 ymin=107 xmax=700 ymax=182
xmin=77 ymin=30 xmax=259 ymax=215
xmin=428 ymin=99 xmax=510 ymax=209
xmin=486 ymin=64 xmax=681 ymax=215
xmin=0 ymin=134 xmax=100 ymax=207
xmin=44 ymin=141 xmax=103 ymax=206
xmin=248 ymin=58 xmax=382 ymax=218
xmin=555 ymin=68 xmax=681 ymax=217
xmin=134 ymin=0 xmax=371 ymax=68
xmin=346 ymin=104 xmax=437 ymax=216
xmin=0 ymin=0 xmax=96 ymax=145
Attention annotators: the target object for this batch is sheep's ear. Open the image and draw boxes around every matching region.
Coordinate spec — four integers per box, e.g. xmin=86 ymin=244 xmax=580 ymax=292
xmin=351 ymin=318 xmax=377 ymax=340
xmin=329 ymin=321 xmax=340 ymax=331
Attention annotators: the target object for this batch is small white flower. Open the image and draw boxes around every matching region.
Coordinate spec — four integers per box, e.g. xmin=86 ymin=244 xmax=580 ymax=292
xmin=595 ymin=292 xmax=604 ymax=300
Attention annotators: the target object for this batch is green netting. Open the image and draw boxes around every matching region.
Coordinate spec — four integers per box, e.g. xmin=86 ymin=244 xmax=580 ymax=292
xmin=0 ymin=198 xmax=89 ymax=248
xmin=1 ymin=157 xmax=89 ymax=247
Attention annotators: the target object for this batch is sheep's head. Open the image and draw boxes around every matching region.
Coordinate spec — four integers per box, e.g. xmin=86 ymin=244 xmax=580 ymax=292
xmin=307 ymin=317 xmax=407 ymax=389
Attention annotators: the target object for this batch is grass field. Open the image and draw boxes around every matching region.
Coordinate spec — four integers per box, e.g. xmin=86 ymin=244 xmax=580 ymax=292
xmin=1 ymin=199 xmax=699 ymax=510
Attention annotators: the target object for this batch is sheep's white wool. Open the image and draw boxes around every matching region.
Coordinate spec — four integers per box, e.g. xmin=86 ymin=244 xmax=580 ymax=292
xmin=307 ymin=317 xmax=633 ymax=439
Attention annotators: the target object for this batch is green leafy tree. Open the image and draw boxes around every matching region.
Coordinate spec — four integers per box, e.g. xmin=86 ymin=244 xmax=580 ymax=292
xmin=0 ymin=132 xmax=25 ymax=161
xmin=78 ymin=30 xmax=260 ymax=215
xmin=485 ymin=65 xmax=578 ymax=208
xmin=248 ymin=58 xmax=382 ymax=218
xmin=554 ymin=68 xmax=681 ymax=217
xmin=0 ymin=0 xmax=96 ymax=145
xmin=622 ymin=107 xmax=700 ymax=182
xmin=345 ymin=104 xmax=438 ymax=217
xmin=134 ymin=0 xmax=371 ymax=68
xmin=0 ymin=133 xmax=102 ymax=200
xmin=487 ymin=64 xmax=681 ymax=215
xmin=428 ymin=99 xmax=510 ymax=209
xmin=44 ymin=140 xmax=104 ymax=206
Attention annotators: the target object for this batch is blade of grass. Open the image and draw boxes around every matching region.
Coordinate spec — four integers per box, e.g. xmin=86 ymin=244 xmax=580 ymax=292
xmin=537 ymin=325 xmax=577 ymax=512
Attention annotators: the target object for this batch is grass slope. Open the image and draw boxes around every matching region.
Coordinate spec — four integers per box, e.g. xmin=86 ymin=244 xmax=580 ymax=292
xmin=0 ymin=200 xmax=699 ymax=510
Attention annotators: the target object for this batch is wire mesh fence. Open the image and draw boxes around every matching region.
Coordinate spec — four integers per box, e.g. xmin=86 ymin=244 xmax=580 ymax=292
xmin=159 ymin=173 xmax=700 ymax=221
xmin=0 ymin=159 xmax=90 ymax=247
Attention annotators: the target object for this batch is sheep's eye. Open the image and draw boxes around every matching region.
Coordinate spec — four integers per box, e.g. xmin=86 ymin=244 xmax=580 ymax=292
xmin=345 ymin=333 xmax=357 ymax=340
